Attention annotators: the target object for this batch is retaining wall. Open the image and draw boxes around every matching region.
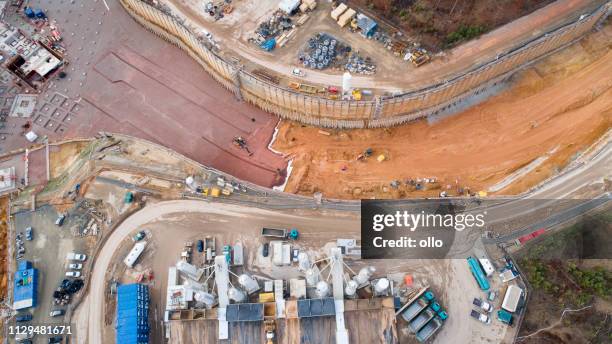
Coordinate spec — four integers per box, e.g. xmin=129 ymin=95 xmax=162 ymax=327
xmin=119 ymin=0 xmax=610 ymax=128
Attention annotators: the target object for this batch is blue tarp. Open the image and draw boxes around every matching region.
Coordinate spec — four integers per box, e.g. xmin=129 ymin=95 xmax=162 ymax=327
xmin=116 ymin=284 xmax=149 ymax=344
xmin=13 ymin=261 xmax=38 ymax=310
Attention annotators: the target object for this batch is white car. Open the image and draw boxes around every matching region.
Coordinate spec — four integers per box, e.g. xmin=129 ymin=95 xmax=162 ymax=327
xmin=65 ymin=271 xmax=81 ymax=278
xmin=66 ymin=252 xmax=87 ymax=261
xmin=68 ymin=263 xmax=82 ymax=270
xmin=292 ymin=68 xmax=305 ymax=77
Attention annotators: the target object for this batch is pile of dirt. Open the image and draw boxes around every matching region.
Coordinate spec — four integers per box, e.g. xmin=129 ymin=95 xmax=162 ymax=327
xmin=272 ymin=26 xmax=612 ymax=199
xmin=348 ymin=0 xmax=556 ymax=50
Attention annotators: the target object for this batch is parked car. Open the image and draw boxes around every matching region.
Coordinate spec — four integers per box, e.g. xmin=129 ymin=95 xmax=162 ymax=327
xmin=48 ymin=336 xmax=63 ymax=343
xmin=197 ymin=240 xmax=204 ymax=253
xmin=66 ymin=252 xmax=87 ymax=261
xmin=292 ymin=249 xmax=299 ymax=263
xmin=132 ymin=230 xmax=146 ymax=242
xmin=68 ymin=263 xmax=82 ymax=270
xmin=25 ymin=227 xmax=33 ymax=241
xmin=262 ymin=243 xmax=269 ymax=257
xmin=55 ymin=213 xmax=66 ymax=226
xmin=15 ymin=313 xmax=33 ymax=322
xmin=65 ymin=271 xmax=81 ymax=278
xmin=292 ymin=68 xmax=305 ymax=77
xmin=49 ymin=309 xmax=65 ymax=317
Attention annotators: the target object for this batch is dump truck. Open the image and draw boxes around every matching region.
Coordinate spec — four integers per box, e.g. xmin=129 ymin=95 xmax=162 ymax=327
xmin=470 ymin=309 xmax=491 ymax=324
xmin=400 ymin=298 xmax=428 ymax=322
xmin=289 ymin=82 xmax=321 ymax=94
xmin=409 ymin=308 xmax=436 ymax=333
xmin=205 ymin=236 xmax=216 ymax=263
xmin=262 ymin=228 xmax=287 ymax=238
xmin=416 ymin=318 xmax=442 ymax=342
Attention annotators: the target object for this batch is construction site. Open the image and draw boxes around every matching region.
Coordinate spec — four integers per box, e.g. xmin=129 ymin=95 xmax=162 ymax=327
xmin=0 ymin=0 xmax=608 ymax=343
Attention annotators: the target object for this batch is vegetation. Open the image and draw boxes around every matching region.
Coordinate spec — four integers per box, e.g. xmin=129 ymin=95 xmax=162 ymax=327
xmin=445 ymin=25 xmax=487 ymax=46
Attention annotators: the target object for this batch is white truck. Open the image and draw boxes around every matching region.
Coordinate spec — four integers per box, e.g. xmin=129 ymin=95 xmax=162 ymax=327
xmin=470 ymin=310 xmax=491 ymax=324
xmin=473 ymin=297 xmax=493 ymax=312
xmin=66 ymin=252 xmax=87 ymax=261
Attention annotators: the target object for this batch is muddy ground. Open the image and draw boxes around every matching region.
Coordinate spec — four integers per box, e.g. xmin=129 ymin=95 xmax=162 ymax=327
xmin=515 ymin=209 xmax=611 ymax=344
xmin=272 ymin=25 xmax=612 ymax=199
xmin=349 ymin=0 xmax=556 ymax=50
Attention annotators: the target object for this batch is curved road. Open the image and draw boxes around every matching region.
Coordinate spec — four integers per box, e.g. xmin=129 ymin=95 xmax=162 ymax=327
xmin=77 ymin=144 xmax=610 ymax=344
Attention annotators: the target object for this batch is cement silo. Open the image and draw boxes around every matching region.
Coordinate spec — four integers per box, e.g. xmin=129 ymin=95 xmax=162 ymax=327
xmin=228 ymin=287 xmax=246 ymax=303
xmin=238 ymin=274 xmax=260 ymax=294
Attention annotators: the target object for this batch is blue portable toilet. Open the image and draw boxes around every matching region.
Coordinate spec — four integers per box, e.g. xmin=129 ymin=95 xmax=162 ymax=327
xmin=24 ymin=7 xmax=35 ymax=18
xmin=35 ymin=9 xmax=46 ymax=19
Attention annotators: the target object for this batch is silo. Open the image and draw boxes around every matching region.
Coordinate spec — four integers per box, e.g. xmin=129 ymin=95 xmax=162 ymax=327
xmin=194 ymin=291 xmax=216 ymax=308
xmin=314 ymin=281 xmax=330 ymax=298
xmin=353 ymin=266 xmax=375 ymax=285
xmin=228 ymin=287 xmax=246 ymax=303
xmin=344 ymin=280 xmax=358 ymax=297
xmin=342 ymin=72 xmax=352 ymax=95
xmin=238 ymin=274 xmax=260 ymax=294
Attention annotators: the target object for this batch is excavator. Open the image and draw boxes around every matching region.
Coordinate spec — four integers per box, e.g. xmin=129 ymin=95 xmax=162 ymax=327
xmin=232 ymin=136 xmax=253 ymax=156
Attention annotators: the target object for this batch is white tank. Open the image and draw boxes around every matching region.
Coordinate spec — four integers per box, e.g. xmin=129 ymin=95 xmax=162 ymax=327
xmin=314 ymin=281 xmax=330 ymax=298
xmin=374 ymin=278 xmax=390 ymax=294
xmin=238 ymin=274 xmax=260 ymax=294
xmin=185 ymin=176 xmax=195 ymax=187
xmin=297 ymin=252 xmax=310 ymax=272
xmin=353 ymin=266 xmax=376 ymax=285
xmin=305 ymin=268 xmax=319 ymax=287
xmin=345 ymin=280 xmax=358 ymax=297
xmin=342 ymin=72 xmax=352 ymax=94
xmin=194 ymin=291 xmax=216 ymax=308
xmin=228 ymin=287 xmax=246 ymax=303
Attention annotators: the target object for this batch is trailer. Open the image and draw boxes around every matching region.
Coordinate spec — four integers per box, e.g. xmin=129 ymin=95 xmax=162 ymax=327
xmin=262 ymin=228 xmax=287 ymax=238
xmin=205 ymin=236 xmax=216 ymax=263
xmin=400 ymin=298 xmax=428 ymax=322
xmin=467 ymin=257 xmax=490 ymax=291
xmin=124 ymin=242 xmax=147 ymax=268
xmin=502 ymin=285 xmax=523 ymax=313
xmin=416 ymin=318 xmax=442 ymax=342
xmin=233 ymin=243 xmax=244 ymax=266
xmin=409 ymin=308 xmax=436 ymax=333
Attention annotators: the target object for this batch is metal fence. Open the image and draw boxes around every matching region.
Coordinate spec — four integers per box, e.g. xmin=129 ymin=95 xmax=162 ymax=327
xmin=119 ymin=0 xmax=610 ymax=128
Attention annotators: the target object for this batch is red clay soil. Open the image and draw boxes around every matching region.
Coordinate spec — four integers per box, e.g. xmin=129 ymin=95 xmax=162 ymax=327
xmin=78 ymin=46 xmax=287 ymax=187
xmin=272 ymin=28 xmax=612 ymax=199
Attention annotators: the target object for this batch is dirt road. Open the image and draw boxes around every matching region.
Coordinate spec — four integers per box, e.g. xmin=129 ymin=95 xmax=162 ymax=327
xmin=272 ymin=27 xmax=612 ymax=199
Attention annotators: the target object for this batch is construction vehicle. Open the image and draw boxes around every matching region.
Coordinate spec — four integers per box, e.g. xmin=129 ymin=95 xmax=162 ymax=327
xmin=232 ymin=136 xmax=253 ymax=156
xmin=261 ymin=228 xmax=299 ymax=239
xmin=400 ymin=298 xmax=428 ymax=322
xmin=497 ymin=309 xmax=513 ymax=325
xmin=409 ymin=49 xmax=430 ymax=67
xmin=470 ymin=309 xmax=491 ymax=324
xmin=205 ymin=236 xmax=216 ymax=262
xmin=124 ymin=191 xmax=134 ymax=204
xmin=264 ymin=319 xmax=276 ymax=344
xmin=210 ymin=187 xmax=221 ymax=197
xmin=352 ymin=89 xmax=362 ymax=100
xmin=415 ymin=317 xmax=443 ymax=342
xmin=223 ymin=245 xmax=232 ymax=264
xmin=288 ymin=82 xmax=322 ymax=94
xmin=473 ymin=298 xmax=493 ymax=313
xmin=182 ymin=241 xmax=193 ymax=263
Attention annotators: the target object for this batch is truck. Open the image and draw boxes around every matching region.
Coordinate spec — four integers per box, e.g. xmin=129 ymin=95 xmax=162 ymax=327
xmin=467 ymin=257 xmax=490 ymax=291
xmin=205 ymin=236 xmax=216 ymax=263
xmin=470 ymin=310 xmax=491 ymax=324
xmin=409 ymin=308 xmax=436 ymax=333
xmin=400 ymin=298 xmax=428 ymax=322
xmin=497 ymin=309 xmax=513 ymax=325
xmin=473 ymin=298 xmax=493 ymax=313
xmin=416 ymin=317 xmax=442 ymax=342
xmin=262 ymin=228 xmax=287 ymax=238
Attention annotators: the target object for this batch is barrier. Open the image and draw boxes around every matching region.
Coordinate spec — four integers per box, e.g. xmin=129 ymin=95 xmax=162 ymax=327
xmin=119 ymin=0 xmax=609 ymax=128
